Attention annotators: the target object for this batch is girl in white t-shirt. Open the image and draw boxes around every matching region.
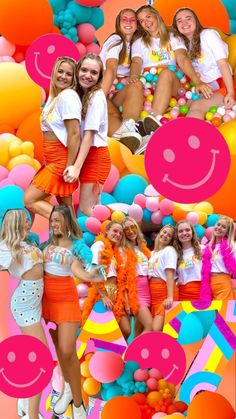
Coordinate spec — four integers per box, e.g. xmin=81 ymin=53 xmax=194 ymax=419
xmin=148 ymin=225 xmax=178 ymax=331
xmin=125 ymin=5 xmax=210 ymax=153
xmin=0 ymin=209 xmax=47 ymax=419
xmin=172 ymin=8 xmax=235 ymax=119
xmin=24 ymin=57 xmax=81 ymax=219
xmin=63 ymin=54 xmax=111 ymax=216
xmin=201 ymin=216 xmax=235 ymax=301
xmin=174 ymin=220 xmax=202 ymax=301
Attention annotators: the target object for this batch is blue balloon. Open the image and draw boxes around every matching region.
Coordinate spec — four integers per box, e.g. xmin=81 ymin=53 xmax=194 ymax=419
xmin=67 ymin=1 xmax=92 ymax=24
xmin=83 ymin=232 xmax=95 ymax=246
xmin=206 ymin=213 xmax=220 ymax=227
xmin=142 ymin=208 xmax=152 ymax=222
xmin=49 ymin=0 xmax=66 ymax=14
xmin=194 ymin=224 xmax=205 ymax=239
xmin=77 ymin=215 xmax=88 ymax=231
xmin=162 ymin=215 xmax=175 ymax=227
xmin=101 ymin=192 xmax=116 ymax=205
xmin=0 ymin=186 xmax=24 ymax=216
xmin=116 ymin=369 xmax=133 ymax=385
xmin=124 ymin=361 xmax=140 ymax=373
xmin=88 ymin=7 xmax=104 ymax=30
xmin=112 ymin=175 xmax=148 ymax=205
xmin=178 ymin=313 xmax=204 ymax=344
xmin=193 ymin=310 xmax=216 ymax=337
xmin=106 ymin=384 xmax=123 ymax=400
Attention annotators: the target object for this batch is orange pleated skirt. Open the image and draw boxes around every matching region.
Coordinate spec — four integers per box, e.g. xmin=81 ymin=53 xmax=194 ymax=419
xmin=150 ymin=278 xmax=179 ymax=316
xmin=211 ymin=273 xmax=235 ymax=300
xmin=32 ymin=140 xmax=78 ymax=197
xmin=79 ymin=146 xmax=111 ymax=184
xmin=42 ymin=274 xmax=81 ymax=324
xmin=178 ymin=281 xmax=201 ymax=301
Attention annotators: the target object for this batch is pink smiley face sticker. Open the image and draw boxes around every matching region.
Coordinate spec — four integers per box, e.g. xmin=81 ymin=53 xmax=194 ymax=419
xmin=145 ymin=118 xmax=231 ymax=203
xmin=124 ymin=332 xmax=186 ymax=385
xmin=25 ymin=33 xmax=80 ymax=89
xmin=0 ymin=335 xmax=53 ymax=397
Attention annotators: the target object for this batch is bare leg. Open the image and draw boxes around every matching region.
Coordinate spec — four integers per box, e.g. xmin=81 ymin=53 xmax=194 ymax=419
xmin=136 ymin=307 xmax=153 ymax=334
xmin=152 ymin=315 xmax=165 ymax=332
xmin=107 ymin=98 xmax=122 ymax=136
xmin=119 ymin=315 xmax=131 ymax=341
xmin=21 ymin=322 xmax=48 ymax=419
xmin=122 ymin=81 xmax=144 ymax=121
xmin=152 ymin=69 xmax=180 ymax=115
xmin=187 ymin=92 xmax=224 ymax=119
xmin=79 ymin=183 xmax=102 ymax=217
xmin=24 ymin=184 xmax=52 ymax=219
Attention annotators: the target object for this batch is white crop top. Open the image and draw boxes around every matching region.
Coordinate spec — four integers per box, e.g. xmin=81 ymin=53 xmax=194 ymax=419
xmin=43 ymin=244 xmax=76 ymax=276
xmin=0 ymin=241 xmax=43 ymax=280
xmin=40 ymin=89 xmax=82 ymax=147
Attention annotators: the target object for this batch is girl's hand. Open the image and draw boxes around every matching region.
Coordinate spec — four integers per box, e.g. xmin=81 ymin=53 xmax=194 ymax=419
xmin=195 ymin=81 xmax=213 ymax=99
xmin=88 ymin=267 xmax=105 ymax=283
xmin=224 ymin=93 xmax=235 ymax=109
xmin=63 ymin=166 xmax=80 ymax=183
xmin=102 ymin=295 xmax=114 ymax=310
xmin=128 ymin=74 xmax=140 ymax=84
xmin=163 ymin=297 xmax=173 ymax=310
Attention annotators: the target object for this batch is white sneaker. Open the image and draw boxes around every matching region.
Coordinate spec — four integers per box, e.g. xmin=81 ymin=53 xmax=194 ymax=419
xmin=22 ymin=415 xmax=43 ymax=419
xmin=18 ymin=399 xmax=43 ymax=419
xmin=113 ymin=119 xmax=142 ymax=153
xmin=135 ymin=135 xmax=151 ymax=155
xmin=143 ymin=114 xmax=162 ymax=135
xmin=72 ymin=402 xmax=86 ymax=419
xmin=53 ymin=381 xmax=73 ymax=415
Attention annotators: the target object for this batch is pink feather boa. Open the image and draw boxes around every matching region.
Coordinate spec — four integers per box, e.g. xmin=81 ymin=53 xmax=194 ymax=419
xmin=200 ymin=238 xmax=236 ymax=300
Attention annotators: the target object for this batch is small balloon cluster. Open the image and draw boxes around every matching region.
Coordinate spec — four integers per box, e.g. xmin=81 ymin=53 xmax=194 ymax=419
xmin=205 ymin=104 xmax=236 ymax=127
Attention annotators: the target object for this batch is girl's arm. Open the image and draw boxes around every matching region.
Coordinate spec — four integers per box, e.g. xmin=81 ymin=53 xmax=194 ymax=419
xmin=163 ymin=268 xmax=175 ymax=309
xmin=102 ymin=58 xmax=119 ymax=96
xmin=63 ymin=130 xmax=93 ymax=182
xmin=217 ymin=58 xmax=235 ymax=108
xmin=64 ymin=119 xmax=81 ymax=167
xmin=175 ymin=49 xmax=213 ymax=99
xmin=71 ymin=259 xmax=103 ymax=283
xmin=128 ymin=56 xmax=142 ymax=83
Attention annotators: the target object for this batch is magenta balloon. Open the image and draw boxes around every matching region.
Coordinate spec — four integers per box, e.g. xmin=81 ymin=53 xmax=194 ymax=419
xmin=159 ymin=198 xmax=174 ymax=215
xmin=76 ymin=0 xmax=105 ymax=6
xmin=86 ymin=42 xmax=100 ymax=54
xmin=77 ymin=23 xmax=95 ymax=45
xmin=85 ymin=217 xmax=101 ymax=234
xmin=89 ymin=351 xmax=124 ymax=383
xmin=103 ymin=164 xmax=120 ymax=193
xmin=93 ymin=205 xmax=111 ymax=221
xmin=8 ymin=164 xmax=35 ymax=190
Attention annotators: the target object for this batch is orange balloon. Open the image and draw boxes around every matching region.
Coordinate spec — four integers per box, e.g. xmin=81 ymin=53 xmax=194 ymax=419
xmin=101 ymin=396 xmax=141 ymax=419
xmin=100 ymin=219 xmax=111 ymax=232
xmin=0 ymin=124 xmax=15 ymax=134
xmin=17 ymin=110 xmax=44 ymax=163
xmin=80 ymin=360 xmax=91 ymax=378
xmin=82 ymin=377 xmax=101 ymax=396
xmin=0 ymin=0 xmax=53 ymax=45
xmin=120 ymin=144 xmax=149 ymax=180
xmin=152 ymin=0 xmax=230 ymax=33
xmin=108 ymin=138 xmax=126 ymax=173
xmin=187 ymin=391 xmax=235 ymax=419
xmin=172 ymin=205 xmax=187 ymax=222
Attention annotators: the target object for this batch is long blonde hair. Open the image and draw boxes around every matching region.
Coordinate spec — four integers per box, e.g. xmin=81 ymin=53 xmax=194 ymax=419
xmin=122 ymin=216 xmax=147 ymax=249
xmin=154 ymin=224 xmax=175 ymax=252
xmin=48 ymin=205 xmax=82 ymax=245
xmin=173 ymin=220 xmax=201 ymax=263
xmin=209 ymin=215 xmax=235 ymax=249
xmin=1 ymin=210 xmax=26 ymax=264
xmin=49 ymin=56 xmax=77 ymax=99
xmin=136 ymin=5 xmax=170 ymax=48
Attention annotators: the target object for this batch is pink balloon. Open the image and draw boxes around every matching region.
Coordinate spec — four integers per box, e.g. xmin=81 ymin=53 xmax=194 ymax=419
xmin=134 ymin=194 xmax=146 ymax=208
xmin=76 ymin=42 xmax=87 ymax=58
xmin=72 ymin=186 xmax=80 ymax=205
xmin=151 ymin=210 xmax=163 ymax=224
xmin=103 ymin=164 xmax=120 ymax=193
xmin=128 ymin=204 xmax=143 ymax=222
xmin=146 ymin=197 xmax=159 ymax=212
xmin=159 ymin=199 xmax=174 ymax=215
xmin=0 ymin=37 xmax=16 ymax=56
xmin=8 ymin=164 xmax=36 ymax=191
xmin=77 ymin=23 xmax=96 ymax=45
xmin=186 ymin=211 xmax=199 ymax=225
xmin=86 ymin=42 xmax=100 ymax=55
xmin=146 ymin=377 xmax=158 ymax=390
xmin=89 ymin=351 xmax=124 ymax=383
xmin=134 ymin=369 xmax=149 ymax=382
xmin=205 ymin=226 xmax=214 ymax=240
xmin=77 ymin=283 xmax=89 ymax=298
xmin=52 ymin=366 xmax=63 ymax=392
xmin=85 ymin=217 xmax=101 ymax=234
xmin=79 ymin=297 xmax=86 ymax=311
xmin=0 ymin=56 xmax=15 ymax=62
xmin=93 ymin=205 xmax=111 ymax=221
xmin=152 ymin=413 xmax=167 ymax=418
xmin=144 ymin=184 xmax=159 ymax=197
xmin=0 ymin=166 xmax=9 ymax=181
xmin=76 ymin=0 xmax=105 ymax=5
xmin=0 ymin=178 xmax=14 ymax=188
xmin=148 ymin=368 xmax=162 ymax=380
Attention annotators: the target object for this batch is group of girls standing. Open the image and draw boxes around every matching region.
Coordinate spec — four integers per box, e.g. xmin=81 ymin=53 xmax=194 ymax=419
xmin=100 ymin=5 xmax=235 ymax=154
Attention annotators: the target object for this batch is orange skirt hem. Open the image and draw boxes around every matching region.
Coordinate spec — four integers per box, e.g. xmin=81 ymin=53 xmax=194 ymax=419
xmin=32 ymin=166 xmax=78 ymax=197
xmin=150 ymin=278 xmax=178 ymax=317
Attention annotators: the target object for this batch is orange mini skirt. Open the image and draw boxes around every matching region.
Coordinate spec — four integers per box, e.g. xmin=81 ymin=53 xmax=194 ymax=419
xmin=42 ymin=274 xmax=81 ymax=324
xmin=150 ymin=278 xmax=179 ymax=316
xmin=32 ymin=140 xmax=78 ymax=197
xmin=178 ymin=281 xmax=200 ymax=301
xmin=79 ymin=146 xmax=111 ymax=185
xmin=210 ymin=273 xmax=235 ymax=300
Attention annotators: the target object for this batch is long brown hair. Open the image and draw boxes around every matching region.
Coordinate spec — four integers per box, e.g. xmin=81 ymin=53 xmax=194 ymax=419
xmin=173 ymin=220 xmax=202 ymax=264
xmin=172 ymin=8 xmax=204 ymax=60
xmin=154 ymin=224 xmax=175 ymax=252
xmin=49 ymin=205 xmax=82 ymax=243
xmin=136 ymin=5 xmax=170 ymax=48
xmin=76 ymin=53 xmax=103 ymax=118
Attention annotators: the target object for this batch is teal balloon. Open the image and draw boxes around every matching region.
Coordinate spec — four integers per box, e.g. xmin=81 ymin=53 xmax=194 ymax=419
xmin=112 ymin=175 xmax=148 ymax=205
xmin=162 ymin=215 xmax=175 ymax=226
xmin=124 ymin=361 xmax=140 ymax=373
xmin=101 ymin=192 xmax=116 ymax=204
xmin=67 ymin=1 xmax=92 ymax=24
xmin=83 ymin=232 xmax=95 ymax=246
xmin=49 ymin=0 xmax=66 ymax=14
xmin=206 ymin=214 xmax=220 ymax=227
xmin=101 ymin=387 xmax=109 ymax=401
xmin=0 ymin=185 xmax=24 ymax=215
xmin=78 ymin=215 xmax=89 ymax=231
xmin=143 ymin=208 xmax=152 ymax=222
xmin=106 ymin=384 xmax=123 ymax=400
xmin=116 ymin=369 xmax=133 ymax=385
xmin=193 ymin=310 xmax=216 ymax=337
xmin=194 ymin=224 xmax=205 ymax=239
xmin=178 ymin=313 xmax=204 ymax=344
xmin=88 ymin=7 xmax=104 ymax=30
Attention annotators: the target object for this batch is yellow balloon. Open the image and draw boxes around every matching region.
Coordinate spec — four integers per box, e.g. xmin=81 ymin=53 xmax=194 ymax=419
xmin=108 ymin=137 xmax=126 ymax=173
xmin=7 ymin=154 xmax=38 ymax=171
xmin=120 ymin=143 xmax=149 ymax=180
xmin=225 ymin=34 xmax=236 ymax=75
xmin=0 ymin=133 xmax=19 ymax=144
xmin=218 ymin=120 xmax=236 ymax=155
xmin=31 ymin=159 xmax=41 ymax=171
xmin=111 ymin=210 xmax=125 ymax=222
xmin=9 ymin=141 xmax=22 ymax=157
xmin=196 ymin=210 xmax=208 ymax=225
xmin=194 ymin=202 xmax=214 ymax=214
xmin=0 ymin=63 xmax=42 ymax=129
xmin=21 ymin=141 xmax=34 ymax=157
xmin=0 ymin=139 xmax=9 ymax=167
